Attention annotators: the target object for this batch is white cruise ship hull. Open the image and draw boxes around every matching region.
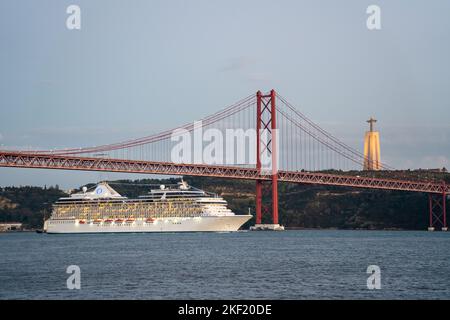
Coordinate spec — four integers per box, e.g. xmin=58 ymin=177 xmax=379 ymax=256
xmin=44 ymin=215 xmax=252 ymax=234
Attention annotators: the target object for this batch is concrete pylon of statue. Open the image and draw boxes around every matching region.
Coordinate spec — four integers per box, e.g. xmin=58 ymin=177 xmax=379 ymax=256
xmin=363 ymin=117 xmax=381 ymax=170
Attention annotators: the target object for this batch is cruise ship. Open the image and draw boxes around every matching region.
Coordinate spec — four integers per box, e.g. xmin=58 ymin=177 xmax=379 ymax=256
xmin=44 ymin=180 xmax=252 ymax=233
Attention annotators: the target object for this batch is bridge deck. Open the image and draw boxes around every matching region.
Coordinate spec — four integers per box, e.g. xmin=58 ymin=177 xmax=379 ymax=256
xmin=0 ymin=152 xmax=448 ymax=194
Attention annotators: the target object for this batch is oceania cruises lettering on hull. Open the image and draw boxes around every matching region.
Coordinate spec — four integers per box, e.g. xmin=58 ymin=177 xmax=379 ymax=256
xmin=44 ymin=180 xmax=252 ymax=234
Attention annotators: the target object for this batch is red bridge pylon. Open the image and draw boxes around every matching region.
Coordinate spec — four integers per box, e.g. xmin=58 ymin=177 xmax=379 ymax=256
xmin=428 ymin=184 xmax=448 ymax=231
xmin=253 ymin=90 xmax=283 ymax=231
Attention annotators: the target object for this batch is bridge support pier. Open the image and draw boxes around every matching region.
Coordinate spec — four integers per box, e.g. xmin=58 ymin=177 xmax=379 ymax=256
xmin=428 ymin=192 xmax=447 ymax=231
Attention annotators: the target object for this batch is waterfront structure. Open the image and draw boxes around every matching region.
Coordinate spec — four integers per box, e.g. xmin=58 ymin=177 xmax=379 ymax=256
xmin=0 ymin=223 xmax=22 ymax=232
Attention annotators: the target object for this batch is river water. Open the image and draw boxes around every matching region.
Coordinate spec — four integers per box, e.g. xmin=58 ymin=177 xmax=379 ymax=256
xmin=0 ymin=230 xmax=449 ymax=299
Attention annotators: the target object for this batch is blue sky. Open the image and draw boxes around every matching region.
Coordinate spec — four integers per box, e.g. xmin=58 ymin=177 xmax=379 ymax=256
xmin=1 ymin=0 xmax=450 ymax=188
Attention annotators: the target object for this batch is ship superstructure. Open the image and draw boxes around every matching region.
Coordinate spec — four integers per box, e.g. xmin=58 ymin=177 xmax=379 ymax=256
xmin=44 ymin=180 xmax=251 ymax=233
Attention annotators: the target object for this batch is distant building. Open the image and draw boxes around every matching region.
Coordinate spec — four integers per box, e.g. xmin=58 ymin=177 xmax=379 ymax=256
xmin=0 ymin=223 xmax=22 ymax=232
xmin=363 ymin=117 xmax=381 ymax=170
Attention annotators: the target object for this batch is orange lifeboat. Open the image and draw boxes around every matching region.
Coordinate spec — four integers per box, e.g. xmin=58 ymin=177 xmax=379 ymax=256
xmin=146 ymin=218 xmax=155 ymax=223
xmin=93 ymin=219 xmax=102 ymax=224
xmin=104 ymin=219 xmax=113 ymax=223
xmin=125 ymin=218 xmax=135 ymax=223
xmin=115 ymin=218 xmax=124 ymax=223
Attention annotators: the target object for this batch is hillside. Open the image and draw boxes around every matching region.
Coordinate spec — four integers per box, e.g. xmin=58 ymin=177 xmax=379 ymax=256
xmin=0 ymin=186 xmax=66 ymax=228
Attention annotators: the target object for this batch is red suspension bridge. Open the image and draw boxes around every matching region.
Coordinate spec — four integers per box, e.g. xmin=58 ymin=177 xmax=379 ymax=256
xmin=0 ymin=90 xmax=448 ymax=230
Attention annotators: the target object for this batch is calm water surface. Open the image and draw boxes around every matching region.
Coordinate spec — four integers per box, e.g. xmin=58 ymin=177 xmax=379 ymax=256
xmin=0 ymin=230 xmax=449 ymax=299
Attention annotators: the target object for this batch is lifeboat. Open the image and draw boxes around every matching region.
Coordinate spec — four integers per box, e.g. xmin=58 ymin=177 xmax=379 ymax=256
xmin=115 ymin=218 xmax=124 ymax=223
xmin=93 ymin=219 xmax=102 ymax=224
xmin=104 ymin=219 xmax=113 ymax=223
xmin=78 ymin=220 xmax=86 ymax=224
xmin=146 ymin=218 xmax=155 ymax=223
xmin=125 ymin=218 xmax=135 ymax=223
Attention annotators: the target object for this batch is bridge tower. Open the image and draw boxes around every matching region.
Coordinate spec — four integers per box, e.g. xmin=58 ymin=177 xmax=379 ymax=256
xmin=251 ymin=90 xmax=284 ymax=231
xmin=428 ymin=185 xmax=448 ymax=231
